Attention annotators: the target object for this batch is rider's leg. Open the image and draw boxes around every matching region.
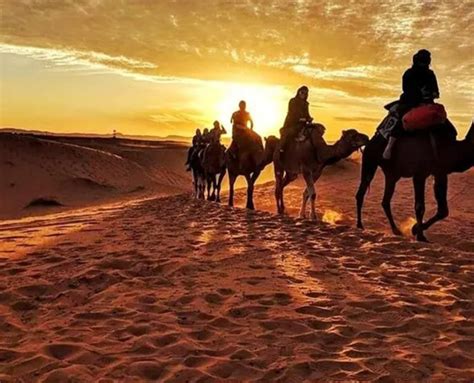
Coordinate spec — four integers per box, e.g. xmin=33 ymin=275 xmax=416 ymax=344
xmin=383 ymin=117 xmax=404 ymax=160
xmin=280 ymin=127 xmax=296 ymax=153
xmin=185 ymin=146 xmax=194 ymax=170
xmin=185 ymin=147 xmax=193 ymax=164
xmin=383 ymin=103 xmax=410 ymax=160
xmin=228 ymin=140 xmax=238 ymax=158
xmin=383 ymin=136 xmax=397 ymax=160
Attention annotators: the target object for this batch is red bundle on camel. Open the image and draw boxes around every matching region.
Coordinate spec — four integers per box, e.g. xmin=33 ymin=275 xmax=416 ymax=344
xmin=402 ymin=103 xmax=447 ymax=131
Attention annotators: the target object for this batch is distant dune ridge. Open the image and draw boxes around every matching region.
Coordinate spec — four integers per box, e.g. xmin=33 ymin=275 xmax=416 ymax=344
xmin=0 ymin=132 xmax=191 ymax=219
xmin=0 ymin=127 xmax=193 ymax=143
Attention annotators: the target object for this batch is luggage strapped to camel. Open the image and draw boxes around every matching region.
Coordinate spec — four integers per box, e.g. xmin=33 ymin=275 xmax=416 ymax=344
xmin=402 ymin=104 xmax=447 ymax=132
xmin=377 ymin=102 xmax=448 ymax=139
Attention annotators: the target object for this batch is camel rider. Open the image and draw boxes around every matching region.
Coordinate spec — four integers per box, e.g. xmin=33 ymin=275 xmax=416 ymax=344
xmin=228 ymin=100 xmax=254 ymax=157
xmin=280 ymin=85 xmax=313 ymax=153
xmin=383 ymin=49 xmax=441 ymax=159
xmin=210 ymin=120 xmax=227 ymax=143
xmin=185 ymin=128 xmax=203 ymax=170
xmin=201 ymin=128 xmax=211 ymax=145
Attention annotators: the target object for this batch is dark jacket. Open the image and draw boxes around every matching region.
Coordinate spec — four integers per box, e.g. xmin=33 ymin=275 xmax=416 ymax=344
xmin=400 ymin=66 xmax=439 ymax=107
xmin=283 ymin=96 xmax=312 ymax=129
xmin=192 ymin=134 xmax=203 ymax=146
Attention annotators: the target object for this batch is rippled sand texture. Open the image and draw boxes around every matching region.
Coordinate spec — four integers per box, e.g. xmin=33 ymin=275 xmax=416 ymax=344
xmin=1 ymin=194 xmax=473 ymax=382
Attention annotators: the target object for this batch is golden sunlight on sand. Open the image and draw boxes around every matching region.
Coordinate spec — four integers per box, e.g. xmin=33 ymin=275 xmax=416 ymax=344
xmin=322 ymin=209 xmax=343 ymax=225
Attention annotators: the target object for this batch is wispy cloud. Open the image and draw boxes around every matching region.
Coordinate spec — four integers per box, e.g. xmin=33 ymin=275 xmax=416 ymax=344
xmin=1 ymin=0 xmax=472 ymax=135
xmin=0 ymin=43 xmax=156 ymax=71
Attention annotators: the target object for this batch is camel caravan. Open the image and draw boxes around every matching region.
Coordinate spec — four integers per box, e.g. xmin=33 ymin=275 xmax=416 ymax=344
xmin=186 ymin=50 xmax=474 ymax=242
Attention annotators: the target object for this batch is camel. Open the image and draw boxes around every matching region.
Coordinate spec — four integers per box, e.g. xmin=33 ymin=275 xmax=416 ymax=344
xmin=356 ymin=122 xmax=474 ymax=241
xmin=201 ymin=141 xmax=226 ymax=202
xmin=189 ymin=147 xmax=206 ymax=199
xmin=273 ymin=125 xmax=370 ymax=218
xmin=226 ymin=130 xmax=278 ymax=209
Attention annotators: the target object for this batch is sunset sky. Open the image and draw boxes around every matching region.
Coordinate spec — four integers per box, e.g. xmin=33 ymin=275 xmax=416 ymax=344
xmin=1 ymin=0 xmax=473 ymax=140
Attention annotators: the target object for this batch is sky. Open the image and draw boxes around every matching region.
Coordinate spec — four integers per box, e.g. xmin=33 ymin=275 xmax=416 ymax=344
xmin=0 ymin=0 xmax=473 ymax=140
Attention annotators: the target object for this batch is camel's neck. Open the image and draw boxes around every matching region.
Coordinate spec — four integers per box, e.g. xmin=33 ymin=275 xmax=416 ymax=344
xmin=260 ymin=141 xmax=277 ymax=168
xmin=320 ymin=139 xmax=355 ymax=165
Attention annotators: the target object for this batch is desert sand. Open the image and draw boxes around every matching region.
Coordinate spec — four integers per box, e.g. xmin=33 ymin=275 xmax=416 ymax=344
xmin=0 ymin=133 xmax=473 ymax=382
xmin=0 ymin=133 xmax=191 ymax=220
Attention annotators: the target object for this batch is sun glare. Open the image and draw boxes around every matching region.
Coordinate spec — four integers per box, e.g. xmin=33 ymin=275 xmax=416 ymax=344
xmin=210 ymin=83 xmax=289 ymax=138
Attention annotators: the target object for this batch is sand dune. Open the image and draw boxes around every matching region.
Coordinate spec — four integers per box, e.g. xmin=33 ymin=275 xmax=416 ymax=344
xmin=0 ymin=134 xmax=191 ymax=219
xmin=1 ymin=135 xmax=473 ymax=381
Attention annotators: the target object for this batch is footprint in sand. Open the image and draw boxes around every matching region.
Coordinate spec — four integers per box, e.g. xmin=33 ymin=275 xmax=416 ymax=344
xmin=43 ymin=343 xmax=82 ymax=360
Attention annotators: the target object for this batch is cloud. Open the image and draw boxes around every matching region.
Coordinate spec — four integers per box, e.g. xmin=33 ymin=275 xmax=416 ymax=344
xmin=0 ymin=43 xmax=156 ymax=70
xmin=1 ymin=0 xmax=472 ymax=127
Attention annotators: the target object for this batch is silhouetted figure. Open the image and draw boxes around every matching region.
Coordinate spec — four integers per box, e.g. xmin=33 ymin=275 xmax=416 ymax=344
xmin=201 ymin=128 xmax=211 ymax=145
xmin=383 ymin=49 xmax=441 ymax=159
xmin=185 ymin=128 xmax=203 ymax=171
xmin=226 ymin=131 xmax=275 ymax=210
xmin=202 ymin=121 xmax=227 ymax=203
xmin=210 ymin=120 xmax=227 ymax=143
xmin=280 ymin=86 xmax=314 ymax=153
xmin=274 ymin=127 xmax=369 ymax=217
xmin=356 ymin=121 xmax=473 ymax=242
xmin=228 ymin=100 xmax=254 ymax=158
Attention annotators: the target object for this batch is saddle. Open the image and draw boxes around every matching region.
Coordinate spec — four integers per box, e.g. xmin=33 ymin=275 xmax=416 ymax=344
xmin=234 ymin=127 xmax=263 ymax=150
xmin=295 ymin=124 xmax=313 ymax=142
xmin=294 ymin=123 xmax=325 ymax=143
xmin=377 ymin=103 xmax=449 ymax=139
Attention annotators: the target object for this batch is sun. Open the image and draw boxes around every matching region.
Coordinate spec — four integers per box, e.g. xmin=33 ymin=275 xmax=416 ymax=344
xmin=210 ymin=83 xmax=289 ymax=138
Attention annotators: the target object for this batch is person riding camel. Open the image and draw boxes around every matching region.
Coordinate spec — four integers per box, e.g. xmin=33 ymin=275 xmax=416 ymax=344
xmin=201 ymin=128 xmax=211 ymax=145
xmin=228 ymin=100 xmax=254 ymax=158
xmin=210 ymin=120 xmax=227 ymax=144
xmin=383 ymin=49 xmax=440 ymax=159
xmin=280 ymin=85 xmax=314 ymax=154
xmin=185 ymin=128 xmax=203 ymax=171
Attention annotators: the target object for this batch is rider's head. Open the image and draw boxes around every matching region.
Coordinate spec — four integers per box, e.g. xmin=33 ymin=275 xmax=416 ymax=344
xmin=203 ymin=128 xmax=209 ymax=135
xmin=297 ymin=86 xmax=309 ymax=101
xmin=413 ymin=49 xmax=431 ymax=68
xmin=239 ymin=100 xmax=246 ymax=111
xmin=213 ymin=120 xmax=220 ymax=129
xmin=195 ymin=128 xmax=201 ymax=136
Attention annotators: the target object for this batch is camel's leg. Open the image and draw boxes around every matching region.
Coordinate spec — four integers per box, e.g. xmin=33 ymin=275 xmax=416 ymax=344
xmin=282 ymin=173 xmax=297 ymax=215
xmin=210 ymin=174 xmax=217 ymax=201
xmin=416 ymin=174 xmax=448 ymax=232
xmin=192 ymin=171 xmax=198 ymax=198
xmin=206 ymin=176 xmax=212 ymax=201
xmin=300 ymin=172 xmax=316 ymax=220
xmin=413 ymin=175 xmax=428 ymax=242
xmin=228 ymin=173 xmax=237 ymax=207
xmin=246 ymin=173 xmax=257 ymax=210
xmin=199 ymin=176 xmax=205 ymax=200
xmin=309 ymin=172 xmax=323 ymax=220
xmin=274 ymin=169 xmax=284 ymax=214
xmin=381 ymin=175 xmax=402 ymax=235
xmin=356 ymin=158 xmax=378 ymax=229
xmin=216 ymin=170 xmax=225 ymax=203
xmin=299 ymin=188 xmax=309 ymax=218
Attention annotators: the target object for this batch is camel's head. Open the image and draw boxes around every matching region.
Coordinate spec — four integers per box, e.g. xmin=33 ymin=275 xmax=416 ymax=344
xmin=341 ymin=129 xmax=369 ymax=151
xmin=264 ymin=135 xmax=280 ymax=151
